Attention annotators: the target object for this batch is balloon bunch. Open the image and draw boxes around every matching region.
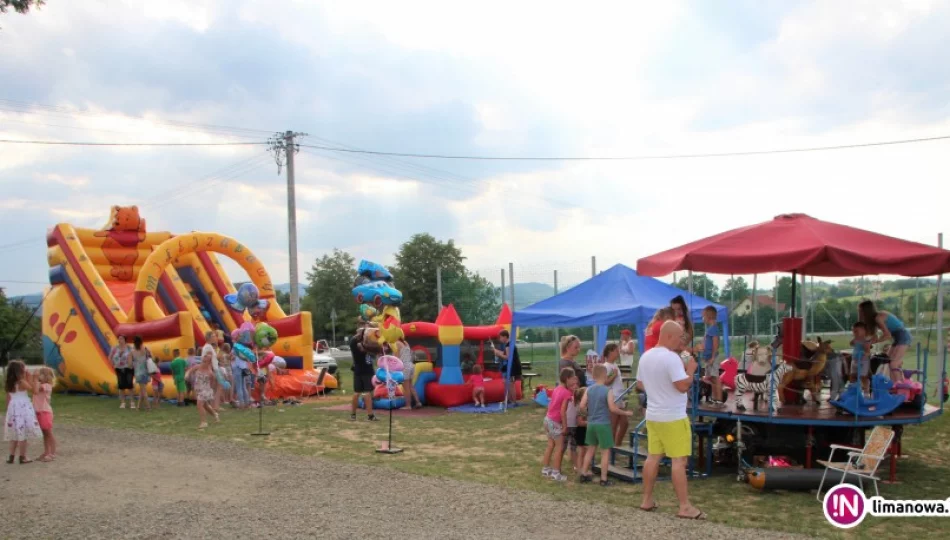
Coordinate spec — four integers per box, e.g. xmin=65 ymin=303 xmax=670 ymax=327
xmin=230 ymin=321 xmax=279 ymax=365
xmin=225 ymin=283 xmax=270 ymax=319
xmin=372 ymin=355 xmax=405 ymax=400
xmin=352 ymin=260 xmax=404 ymax=353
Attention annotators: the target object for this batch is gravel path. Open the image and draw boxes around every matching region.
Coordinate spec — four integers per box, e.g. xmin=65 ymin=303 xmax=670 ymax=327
xmin=2 ymin=425 xmax=806 ymax=539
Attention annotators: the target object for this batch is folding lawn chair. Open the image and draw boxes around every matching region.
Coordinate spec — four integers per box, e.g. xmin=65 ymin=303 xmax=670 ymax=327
xmin=816 ymin=425 xmax=895 ymax=500
xmin=301 ymin=367 xmax=328 ymax=399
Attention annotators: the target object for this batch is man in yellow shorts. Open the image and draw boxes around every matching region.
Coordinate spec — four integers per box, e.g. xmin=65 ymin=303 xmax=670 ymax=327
xmin=635 ymin=320 xmax=705 ymax=520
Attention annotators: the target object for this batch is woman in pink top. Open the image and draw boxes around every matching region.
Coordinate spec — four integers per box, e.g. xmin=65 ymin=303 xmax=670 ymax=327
xmin=540 ymin=368 xmax=579 ymax=482
xmin=470 ymin=365 xmax=486 ymax=407
xmin=32 ymin=367 xmax=57 ymax=462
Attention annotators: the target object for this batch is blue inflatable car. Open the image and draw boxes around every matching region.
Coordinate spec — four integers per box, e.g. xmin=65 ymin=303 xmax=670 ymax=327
xmin=352 ymin=280 xmax=403 ymax=307
xmin=357 ymin=260 xmax=393 ymax=282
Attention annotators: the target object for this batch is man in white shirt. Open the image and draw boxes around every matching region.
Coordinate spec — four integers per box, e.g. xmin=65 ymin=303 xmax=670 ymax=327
xmin=635 ymin=320 xmax=705 ymax=520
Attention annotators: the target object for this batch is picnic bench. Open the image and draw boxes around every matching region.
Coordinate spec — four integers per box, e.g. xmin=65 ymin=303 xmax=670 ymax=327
xmin=520 ymin=359 xmax=540 ymax=389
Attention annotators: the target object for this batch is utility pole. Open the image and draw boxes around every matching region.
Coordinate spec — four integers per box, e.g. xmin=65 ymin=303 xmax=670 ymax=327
xmin=330 ymin=308 xmax=337 ymax=347
xmin=268 ymin=131 xmax=307 ymax=314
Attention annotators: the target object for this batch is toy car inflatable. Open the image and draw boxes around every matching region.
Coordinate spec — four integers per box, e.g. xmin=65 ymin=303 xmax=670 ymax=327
xmin=353 ymin=280 xmax=403 ymax=307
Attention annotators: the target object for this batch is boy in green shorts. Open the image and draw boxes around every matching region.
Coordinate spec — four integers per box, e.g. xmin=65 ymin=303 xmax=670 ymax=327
xmin=170 ymin=348 xmax=189 ymax=406
xmin=579 ymin=364 xmax=633 ymax=486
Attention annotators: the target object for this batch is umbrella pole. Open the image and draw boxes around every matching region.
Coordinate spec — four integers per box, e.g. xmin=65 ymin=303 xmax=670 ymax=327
xmin=790 ymin=271 xmax=797 ymax=318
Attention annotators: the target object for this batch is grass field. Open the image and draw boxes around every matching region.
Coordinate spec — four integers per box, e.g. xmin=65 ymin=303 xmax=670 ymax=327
xmin=3 ymin=374 xmax=947 ymax=539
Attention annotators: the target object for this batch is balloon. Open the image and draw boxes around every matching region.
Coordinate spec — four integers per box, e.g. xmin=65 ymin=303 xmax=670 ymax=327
xmin=376 ymin=354 xmax=404 ymax=372
xmin=255 ymin=323 xmax=278 ymax=348
xmin=359 ymin=304 xmax=378 ymax=322
xmin=233 ymin=343 xmax=256 ymax=364
xmin=225 ymin=283 xmax=270 ymax=313
xmin=232 ymin=322 xmax=256 ymax=346
xmin=375 ymin=367 xmax=405 ymax=384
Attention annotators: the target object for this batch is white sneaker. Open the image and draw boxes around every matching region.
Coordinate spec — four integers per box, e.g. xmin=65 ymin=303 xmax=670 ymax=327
xmin=119 ymin=402 xmax=126 ymax=409
xmin=541 ymin=467 xmax=552 ymax=478
xmin=550 ymin=472 xmax=568 ymax=482
xmin=130 ymin=402 xmax=136 ymax=409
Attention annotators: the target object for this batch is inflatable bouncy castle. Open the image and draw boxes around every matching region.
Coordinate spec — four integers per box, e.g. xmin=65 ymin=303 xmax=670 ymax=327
xmin=41 ymin=206 xmax=337 ymax=398
xmin=404 ymin=304 xmax=523 ymax=408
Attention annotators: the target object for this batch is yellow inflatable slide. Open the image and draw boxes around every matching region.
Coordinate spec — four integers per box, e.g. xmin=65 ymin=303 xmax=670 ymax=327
xmin=42 ymin=206 xmax=337 ymax=398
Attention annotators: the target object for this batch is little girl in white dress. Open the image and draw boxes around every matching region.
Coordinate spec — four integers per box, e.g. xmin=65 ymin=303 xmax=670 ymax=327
xmin=5 ymin=360 xmax=42 ymax=464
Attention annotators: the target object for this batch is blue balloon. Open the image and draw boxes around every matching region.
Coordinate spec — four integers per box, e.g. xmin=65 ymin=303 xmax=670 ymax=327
xmin=375 ymin=368 xmax=405 ymax=384
xmin=233 ymin=343 xmax=256 ymax=364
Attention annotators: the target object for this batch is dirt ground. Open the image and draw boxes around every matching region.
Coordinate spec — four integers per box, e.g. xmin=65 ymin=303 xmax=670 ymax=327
xmin=2 ymin=425 xmax=805 ymax=539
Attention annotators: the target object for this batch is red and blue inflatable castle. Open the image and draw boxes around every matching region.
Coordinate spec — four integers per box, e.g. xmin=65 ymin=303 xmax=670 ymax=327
xmin=405 ymin=303 xmax=523 ymax=408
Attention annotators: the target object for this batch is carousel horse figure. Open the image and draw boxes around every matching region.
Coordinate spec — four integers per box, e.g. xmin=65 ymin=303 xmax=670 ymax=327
xmin=734 ymin=342 xmax=792 ymax=412
xmin=779 ymin=338 xmax=833 ymax=406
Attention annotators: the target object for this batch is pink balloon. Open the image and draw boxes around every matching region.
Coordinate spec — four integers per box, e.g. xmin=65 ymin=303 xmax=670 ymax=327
xmin=376 ymin=354 xmax=403 ymax=371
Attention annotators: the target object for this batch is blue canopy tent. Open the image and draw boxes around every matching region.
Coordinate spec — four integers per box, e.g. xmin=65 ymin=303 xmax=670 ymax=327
xmin=508 ymin=264 xmax=730 ymax=361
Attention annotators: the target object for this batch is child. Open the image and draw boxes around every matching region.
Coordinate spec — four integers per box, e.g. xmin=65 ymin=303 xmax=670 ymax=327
xmin=643 ymin=307 xmax=674 ymax=352
xmin=850 ymin=322 xmax=872 ymax=395
xmin=580 ymin=364 xmax=634 ymax=486
xmin=130 ymin=336 xmax=152 ymax=411
xmin=695 ymin=306 xmax=724 ymax=406
xmin=148 ymin=354 xmax=163 ymax=408
xmin=32 ymin=366 xmax=57 ymax=462
xmin=602 ymin=343 xmax=629 ymax=445
xmin=566 ymin=386 xmax=587 ymax=473
xmin=187 ymin=348 xmax=219 ymax=429
xmin=470 ymin=365 xmax=486 ymax=407
xmin=541 ymin=368 xmax=576 ymax=482
xmin=4 ymin=360 xmax=42 ymax=464
xmin=218 ymin=343 xmax=235 ymax=407
xmin=170 ymin=349 xmax=189 ymax=406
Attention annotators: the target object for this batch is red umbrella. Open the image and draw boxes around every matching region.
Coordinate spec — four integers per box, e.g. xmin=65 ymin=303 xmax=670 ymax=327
xmin=637 ymin=213 xmax=950 ymax=278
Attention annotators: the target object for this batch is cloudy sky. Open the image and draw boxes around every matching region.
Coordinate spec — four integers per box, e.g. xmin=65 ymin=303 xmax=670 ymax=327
xmin=2 ymin=0 xmax=949 ymax=298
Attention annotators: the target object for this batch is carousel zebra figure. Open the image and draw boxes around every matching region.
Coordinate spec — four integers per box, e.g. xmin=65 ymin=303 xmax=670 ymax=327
xmin=734 ymin=353 xmax=793 ymax=412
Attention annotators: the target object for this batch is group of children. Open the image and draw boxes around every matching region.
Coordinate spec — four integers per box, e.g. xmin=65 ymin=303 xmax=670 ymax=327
xmin=4 ymin=361 xmax=57 ymax=464
xmin=540 ymin=362 xmax=633 ymax=484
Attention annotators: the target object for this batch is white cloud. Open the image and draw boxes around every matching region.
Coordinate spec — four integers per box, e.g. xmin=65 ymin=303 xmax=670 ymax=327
xmin=2 ymin=0 xmax=950 ymax=298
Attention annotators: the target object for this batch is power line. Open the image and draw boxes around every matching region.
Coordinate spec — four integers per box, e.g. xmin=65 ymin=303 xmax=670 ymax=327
xmin=299 ymin=134 xmax=950 ymax=161
xmin=0 ymin=139 xmax=267 ymax=147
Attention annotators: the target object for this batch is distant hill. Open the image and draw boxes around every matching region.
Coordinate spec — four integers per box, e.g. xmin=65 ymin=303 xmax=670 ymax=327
xmin=498 ymin=282 xmax=560 ymax=310
xmin=10 ymin=293 xmax=43 ymax=309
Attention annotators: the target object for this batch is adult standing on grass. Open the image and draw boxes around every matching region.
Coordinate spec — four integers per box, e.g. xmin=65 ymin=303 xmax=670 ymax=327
xmin=635 ymin=320 xmax=705 ymax=520
xmin=350 ymin=324 xmax=380 ymax=421
xmin=559 ymin=335 xmax=586 ymax=387
xmin=492 ymin=330 xmax=523 ymax=403
xmin=110 ymin=335 xmax=134 ymax=409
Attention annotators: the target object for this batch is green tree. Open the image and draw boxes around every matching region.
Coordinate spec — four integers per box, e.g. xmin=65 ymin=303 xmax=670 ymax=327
xmin=0 ymin=289 xmax=42 ymax=364
xmin=392 ymin=233 xmax=467 ymax=322
xmin=303 ymin=249 xmax=358 ymax=341
xmin=275 ymin=289 xmax=291 ymax=314
xmin=674 ymin=274 xmax=720 ymax=302
xmin=776 ymin=277 xmax=802 ymax=311
xmin=443 ymin=271 xmax=501 ymax=325
xmin=720 ymin=276 xmax=750 ymax=306
xmin=0 ymin=0 xmax=43 ymax=29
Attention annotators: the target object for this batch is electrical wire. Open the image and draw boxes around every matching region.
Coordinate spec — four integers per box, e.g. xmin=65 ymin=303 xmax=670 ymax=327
xmin=0 ymin=152 xmax=273 ymax=255
xmin=299 ymin=134 xmax=950 ymax=161
xmin=0 ymin=139 xmax=267 ymax=146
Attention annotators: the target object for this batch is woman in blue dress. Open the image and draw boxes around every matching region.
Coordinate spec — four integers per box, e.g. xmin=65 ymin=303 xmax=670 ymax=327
xmin=859 ymin=300 xmax=912 ymax=383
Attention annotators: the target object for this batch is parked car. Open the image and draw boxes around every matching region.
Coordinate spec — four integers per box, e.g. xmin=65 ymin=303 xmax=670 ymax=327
xmin=312 ymin=351 xmax=338 ymax=375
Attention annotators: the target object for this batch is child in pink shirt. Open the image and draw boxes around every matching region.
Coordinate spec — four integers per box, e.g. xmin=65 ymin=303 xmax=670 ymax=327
xmin=470 ymin=365 xmax=486 ymax=408
xmin=32 ymin=367 xmax=57 ymax=462
xmin=541 ymin=368 xmax=579 ymax=482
